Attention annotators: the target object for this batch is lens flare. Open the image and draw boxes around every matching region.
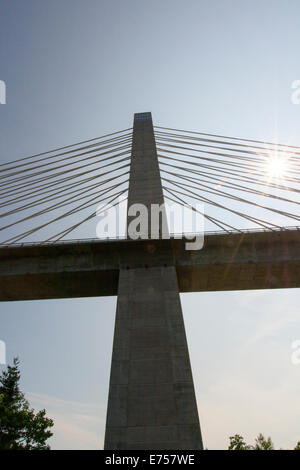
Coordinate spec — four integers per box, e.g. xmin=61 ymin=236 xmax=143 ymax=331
xmin=265 ymin=155 xmax=289 ymax=178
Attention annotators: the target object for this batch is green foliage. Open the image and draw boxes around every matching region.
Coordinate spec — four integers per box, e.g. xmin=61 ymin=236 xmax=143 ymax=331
xmin=0 ymin=358 xmax=54 ymax=450
xmin=228 ymin=434 xmax=252 ymax=450
xmin=228 ymin=433 xmax=300 ymax=450
xmin=253 ymin=433 xmax=274 ymax=450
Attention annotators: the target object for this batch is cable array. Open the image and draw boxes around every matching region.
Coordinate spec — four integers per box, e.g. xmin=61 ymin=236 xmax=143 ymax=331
xmin=0 ymin=128 xmax=131 ymax=244
xmin=2 ymin=123 xmax=299 ymax=244
xmin=154 ymin=126 xmax=300 ymax=233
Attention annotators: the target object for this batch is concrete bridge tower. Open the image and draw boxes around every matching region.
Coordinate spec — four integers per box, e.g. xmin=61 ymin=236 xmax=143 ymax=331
xmin=104 ymin=112 xmax=203 ymax=450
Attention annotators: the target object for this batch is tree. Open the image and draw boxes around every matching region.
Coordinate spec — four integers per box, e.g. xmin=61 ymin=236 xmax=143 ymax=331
xmin=228 ymin=434 xmax=252 ymax=450
xmin=228 ymin=433 xmax=300 ymax=450
xmin=0 ymin=358 xmax=54 ymax=450
xmin=253 ymin=433 xmax=274 ymax=450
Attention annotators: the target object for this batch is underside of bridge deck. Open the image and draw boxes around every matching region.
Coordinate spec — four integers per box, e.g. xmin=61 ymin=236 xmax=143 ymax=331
xmin=0 ymin=229 xmax=299 ymax=302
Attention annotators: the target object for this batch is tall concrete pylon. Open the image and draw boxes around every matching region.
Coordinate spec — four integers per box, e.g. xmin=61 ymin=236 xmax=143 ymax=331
xmin=104 ymin=112 xmax=203 ymax=450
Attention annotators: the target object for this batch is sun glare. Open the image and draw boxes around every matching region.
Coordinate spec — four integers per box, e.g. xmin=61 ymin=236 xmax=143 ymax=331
xmin=265 ymin=155 xmax=289 ymax=178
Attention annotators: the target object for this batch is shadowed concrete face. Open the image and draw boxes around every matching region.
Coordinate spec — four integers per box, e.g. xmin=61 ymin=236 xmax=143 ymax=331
xmin=104 ymin=266 xmax=202 ymax=449
xmin=104 ymin=113 xmax=202 ymax=449
xmin=1 ymin=230 xmax=300 ymax=301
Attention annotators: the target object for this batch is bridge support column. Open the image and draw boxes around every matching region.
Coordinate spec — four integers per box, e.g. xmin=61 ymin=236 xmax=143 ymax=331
xmin=104 ymin=113 xmax=202 ymax=449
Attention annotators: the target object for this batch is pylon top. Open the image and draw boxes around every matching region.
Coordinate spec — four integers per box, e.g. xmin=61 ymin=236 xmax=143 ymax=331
xmin=134 ymin=112 xmax=152 ymax=121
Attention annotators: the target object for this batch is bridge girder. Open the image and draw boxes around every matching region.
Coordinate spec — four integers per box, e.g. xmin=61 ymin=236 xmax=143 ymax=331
xmin=0 ymin=229 xmax=299 ymax=302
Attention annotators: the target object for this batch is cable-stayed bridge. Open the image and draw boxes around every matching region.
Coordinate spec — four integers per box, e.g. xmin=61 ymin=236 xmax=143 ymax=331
xmin=0 ymin=112 xmax=300 ymax=449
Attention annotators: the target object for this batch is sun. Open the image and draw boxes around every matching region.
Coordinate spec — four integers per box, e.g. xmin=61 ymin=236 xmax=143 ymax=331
xmin=264 ymin=154 xmax=289 ymax=179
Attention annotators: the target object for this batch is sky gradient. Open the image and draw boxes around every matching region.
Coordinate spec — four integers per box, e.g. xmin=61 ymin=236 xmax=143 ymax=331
xmin=0 ymin=0 xmax=300 ymax=449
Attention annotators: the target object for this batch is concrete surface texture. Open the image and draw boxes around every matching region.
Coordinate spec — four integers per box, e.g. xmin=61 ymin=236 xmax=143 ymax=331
xmin=1 ymin=227 xmax=300 ymax=301
xmin=104 ymin=113 xmax=202 ymax=449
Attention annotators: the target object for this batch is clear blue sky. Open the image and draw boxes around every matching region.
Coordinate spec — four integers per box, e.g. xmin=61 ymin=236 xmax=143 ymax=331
xmin=0 ymin=0 xmax=300 ymax=449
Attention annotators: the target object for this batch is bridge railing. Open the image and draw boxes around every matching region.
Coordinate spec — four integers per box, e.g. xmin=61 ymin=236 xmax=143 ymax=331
xmin=0 ymin=225 xmax=300 ymax=249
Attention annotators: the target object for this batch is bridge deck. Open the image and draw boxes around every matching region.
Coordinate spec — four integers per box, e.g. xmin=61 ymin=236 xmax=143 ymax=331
xmin=0 ymin=229 xmax=299 ymax=301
